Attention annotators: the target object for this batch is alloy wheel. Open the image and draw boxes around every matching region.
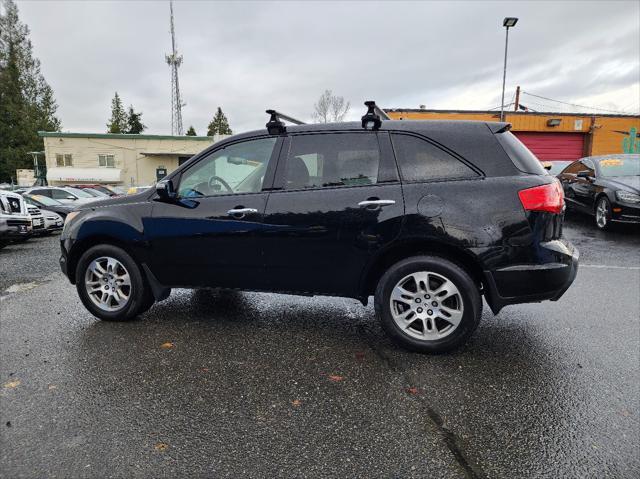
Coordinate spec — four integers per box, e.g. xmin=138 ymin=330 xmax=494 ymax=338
xmin=596 ymin=199 xmax=608 ymax=228
xmin=84 ymin=256 xmax=131 ymax=312
xmin=389 ymin=271 xmax=464 ymax=341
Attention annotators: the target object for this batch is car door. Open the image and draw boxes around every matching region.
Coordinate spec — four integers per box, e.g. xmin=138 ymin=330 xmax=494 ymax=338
xmin=261 ymin=131 xmax=404 ymax=297
xmin=147 ymin=136 xmax=282 ymax=288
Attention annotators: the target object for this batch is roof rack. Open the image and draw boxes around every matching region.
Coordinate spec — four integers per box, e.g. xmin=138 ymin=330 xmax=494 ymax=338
xmin=265 ymin=110 xmax=306 ymax=135
xmin=361 ymin=100 xmax=390 ymax=130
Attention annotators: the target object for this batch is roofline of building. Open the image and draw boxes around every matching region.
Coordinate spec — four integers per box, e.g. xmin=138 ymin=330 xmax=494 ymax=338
xmin=38 ymin=131 xmax=215 ymax=141
xmin=383 ymin=108 xmax=640 ymax=119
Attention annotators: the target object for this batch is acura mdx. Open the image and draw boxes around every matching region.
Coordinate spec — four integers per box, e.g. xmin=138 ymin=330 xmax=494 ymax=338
xmin=60 ymin=104 xmax=578 ymax=353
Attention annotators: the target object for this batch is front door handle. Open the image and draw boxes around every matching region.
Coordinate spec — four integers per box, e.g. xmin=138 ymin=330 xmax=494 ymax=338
xmin=358 ymin=199 xmax=396 ymax=207
xmin=227 ymin=207 xmax=258 ymax=217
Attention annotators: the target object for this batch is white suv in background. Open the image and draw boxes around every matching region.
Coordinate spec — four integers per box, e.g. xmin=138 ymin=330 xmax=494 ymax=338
xmin=0 ymin=191 xmax=33 ymax=247
xmin=25 ymin=186 xmax=98 ymax=205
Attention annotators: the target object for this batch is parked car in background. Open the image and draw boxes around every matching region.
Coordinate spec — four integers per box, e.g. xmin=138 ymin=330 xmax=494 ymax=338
xmin=60 ymin=108 xmax=578 ymax=353
xmin=26 ymin=204 xmax=45 ymax=236
xmin=67 ymin=184 xmax=124 ymax=197
xmin=78 ymin=187 xmax=110 ymax=198
xmin=557 ymin=154 xmax=640 ymax=230
xmin=0 ymin=191 xmax=33 ymax=248
xmin=22 ymin=194 xmax=74 ymax=219
xmin=24 ymin=186 xmax=97 ymax=205
xmin=41 ymin=210 xmax=64 ymax=233
xmin=126 ymin=186 xmax=153 ymax=195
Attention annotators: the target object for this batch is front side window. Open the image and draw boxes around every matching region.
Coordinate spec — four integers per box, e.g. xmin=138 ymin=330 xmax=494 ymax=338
xmin=580 ymin=160 xmax=595 ymax=176
xmin=283 ymin=133 xmax=380 ymax=190
xmin=98 ymin=154 xmax=115 ymax=168
xmin=178 ymin=137 xmax=277 ymax=197
xmin=51 ymin=189 xmax=73 ymax=200
xmin=560 ymin=161 xmax=584 ymax=175
xmin=56 ymin=154 xmax=73 ymax=167
xmin=391 ymin=133 xmax=478 ymax=182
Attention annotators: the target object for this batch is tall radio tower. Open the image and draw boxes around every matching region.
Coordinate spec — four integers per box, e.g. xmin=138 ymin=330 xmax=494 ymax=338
xmin=165 ymin=1 xmax=184 ymax=135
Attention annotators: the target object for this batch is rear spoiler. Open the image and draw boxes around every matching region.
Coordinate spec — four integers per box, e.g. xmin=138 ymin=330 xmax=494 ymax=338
xmin=488 ymin=122 xmax=512 ymax=134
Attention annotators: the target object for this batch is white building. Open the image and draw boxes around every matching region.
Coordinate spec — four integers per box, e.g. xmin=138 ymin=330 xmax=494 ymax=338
xmin=39 ymin=131 xmax=228 ymax=187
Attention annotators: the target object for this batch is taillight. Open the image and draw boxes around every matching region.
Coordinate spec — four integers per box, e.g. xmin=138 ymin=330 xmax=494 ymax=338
xmin=518 ymin=180 xmax=564 ymax=214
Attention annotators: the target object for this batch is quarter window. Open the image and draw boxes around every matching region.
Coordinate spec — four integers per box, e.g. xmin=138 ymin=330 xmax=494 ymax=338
xmin=178 ymin=137 xmax=277 ymax=197
xmin=56 ymin=154 xmax=73 ymax=167
xmin=283 ymin=133 xmax=380 ymax=190
xmin=98 ymin=154 xmax=115 ymax=168
xmin=391 ymin=134 xmax=477 ymax=182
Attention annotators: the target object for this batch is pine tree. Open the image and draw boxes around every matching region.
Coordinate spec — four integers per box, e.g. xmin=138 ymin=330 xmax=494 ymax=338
xmin=185 ymin=125 xmax=197 ymax=136
xmin=125 ymin=105 xmax=145 ymax=134
xmin=106 ymin=92 xmax=127 ymax=133
xmin=207 ymin=107 xmax=232 ymax=136
xmin=0 ymin=0 xmax=61 ymax=183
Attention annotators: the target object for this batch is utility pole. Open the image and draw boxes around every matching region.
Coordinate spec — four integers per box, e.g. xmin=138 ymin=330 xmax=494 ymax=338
xmin=514 ymin=85 xmax=520 ymax=111
xmin=500 ymin=17 xmax=518 ymax=122
xmin=166 ymin=1 xmax=184 ymax=135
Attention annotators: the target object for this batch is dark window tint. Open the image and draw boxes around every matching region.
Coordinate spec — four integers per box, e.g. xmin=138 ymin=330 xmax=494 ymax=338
xmin=496 ymin=131 xmax=547 ymax=175
xmin=284 ymin=133 xmax=380 ymax=189
xmin=391 ymin=133 xmax=477 ymax=182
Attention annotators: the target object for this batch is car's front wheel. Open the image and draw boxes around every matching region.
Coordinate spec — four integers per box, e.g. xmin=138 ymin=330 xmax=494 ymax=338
xmin=75 ymin=244 xmax=152 ymax=321
xmin=375 ymin=255 xmax=482 ymax=353
xmin=595 ymin=196 xmax=612 ymax=231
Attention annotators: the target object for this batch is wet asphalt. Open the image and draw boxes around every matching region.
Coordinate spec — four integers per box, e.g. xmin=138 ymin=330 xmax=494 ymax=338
xmin=1 ymin=213 xmax=639 ymax=478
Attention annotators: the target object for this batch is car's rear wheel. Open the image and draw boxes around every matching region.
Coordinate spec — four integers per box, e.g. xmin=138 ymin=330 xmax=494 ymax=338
xmin=375 ymin=255 xmax=482 ymax=353
xmin=76 ymin=244 xmax=152 ymax=321
xmin=595 ymin=196 xmax=612 ymax=231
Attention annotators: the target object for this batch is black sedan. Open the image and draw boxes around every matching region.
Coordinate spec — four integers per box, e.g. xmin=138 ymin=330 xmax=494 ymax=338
xmin=557 ymin=154 xmax=640 ymax=230
xmin=22 ymin=193 xmax=74 ymax=219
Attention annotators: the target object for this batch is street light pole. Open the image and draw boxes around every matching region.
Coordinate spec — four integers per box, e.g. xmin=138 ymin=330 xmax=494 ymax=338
xmin=500 ymin=17 xmax=518 ymax=122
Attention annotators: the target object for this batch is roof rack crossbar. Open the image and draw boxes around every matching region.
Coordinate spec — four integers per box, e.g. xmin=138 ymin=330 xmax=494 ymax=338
xmin=265 ymin=109 xmax=306 ymax=135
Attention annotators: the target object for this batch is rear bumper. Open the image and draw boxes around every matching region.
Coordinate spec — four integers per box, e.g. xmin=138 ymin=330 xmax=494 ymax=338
xmin=483 ymin=239 xmax=579 ymax=314
xmin=0 ymin=218 xmax=33 ymax=239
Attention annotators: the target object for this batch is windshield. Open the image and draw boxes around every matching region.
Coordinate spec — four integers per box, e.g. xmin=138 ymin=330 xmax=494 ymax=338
xmin=598 ymin=156 xmax=640 ymax=177
xmin=106 ymin=185 xmax=125 ymax=194
xmin=65 ymin=187 xmax=94 ymax=198
xmin=83 ymin=188 xmax=108 ymax=197
xmin=26 ymin=194 xmax=63 ymax=206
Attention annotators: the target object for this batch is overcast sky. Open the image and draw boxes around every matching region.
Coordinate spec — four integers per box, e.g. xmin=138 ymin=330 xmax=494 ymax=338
xmin=15 ymin=0 xmax=640 ymax=135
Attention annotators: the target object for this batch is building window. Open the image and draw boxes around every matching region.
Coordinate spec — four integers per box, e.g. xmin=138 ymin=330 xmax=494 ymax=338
xmin=98 ymin=154 xmax=115 ymax=168
xmin=56 ymin=154 xmax=73 ymax=167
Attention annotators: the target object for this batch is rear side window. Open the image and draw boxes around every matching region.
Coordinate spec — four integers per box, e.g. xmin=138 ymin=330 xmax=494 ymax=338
xmin=496 ymin=132 xmax=547 ymax=175
xmin=390 ymin=133 xmax=478 ymax=182
xmin=284 ymin=133 xmax=380 ymax=189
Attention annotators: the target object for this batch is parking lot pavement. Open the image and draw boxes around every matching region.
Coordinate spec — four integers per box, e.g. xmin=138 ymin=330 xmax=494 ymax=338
xmin=1 ymin=222 xmax=639 ymax=478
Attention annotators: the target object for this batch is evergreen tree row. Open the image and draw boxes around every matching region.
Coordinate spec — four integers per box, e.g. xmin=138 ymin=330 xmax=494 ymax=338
xmin=0 ymin=0 xmax=61 ymax=183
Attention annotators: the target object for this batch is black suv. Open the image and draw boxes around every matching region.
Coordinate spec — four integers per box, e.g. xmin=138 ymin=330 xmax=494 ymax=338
xmin=60 ymin=105 xmax=578 ymax=353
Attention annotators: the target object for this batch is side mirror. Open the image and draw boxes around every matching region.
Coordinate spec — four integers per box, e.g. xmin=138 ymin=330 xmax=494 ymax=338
xmin=67 ymin=195 xmax=76 ymax=200
xmin=577 ymin=170 xmax=592 ymax=180
xmin=156 ymin=179 xmax=177 ymax=201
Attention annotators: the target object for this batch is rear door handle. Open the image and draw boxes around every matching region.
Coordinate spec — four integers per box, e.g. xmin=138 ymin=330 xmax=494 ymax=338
xmin=227 ymin=207 xmax=258 ymax=216
xmin=358 ymin=199 xmax=396 ymax=207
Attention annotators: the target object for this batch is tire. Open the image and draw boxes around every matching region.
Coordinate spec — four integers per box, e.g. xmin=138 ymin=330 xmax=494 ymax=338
xmin=595 ymin=196 xmax=612 ymax=231
xmin=374 ymin=255 xmax=482 ymax=354
xmin=75 ymin=244 xmax=151 ymax=321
